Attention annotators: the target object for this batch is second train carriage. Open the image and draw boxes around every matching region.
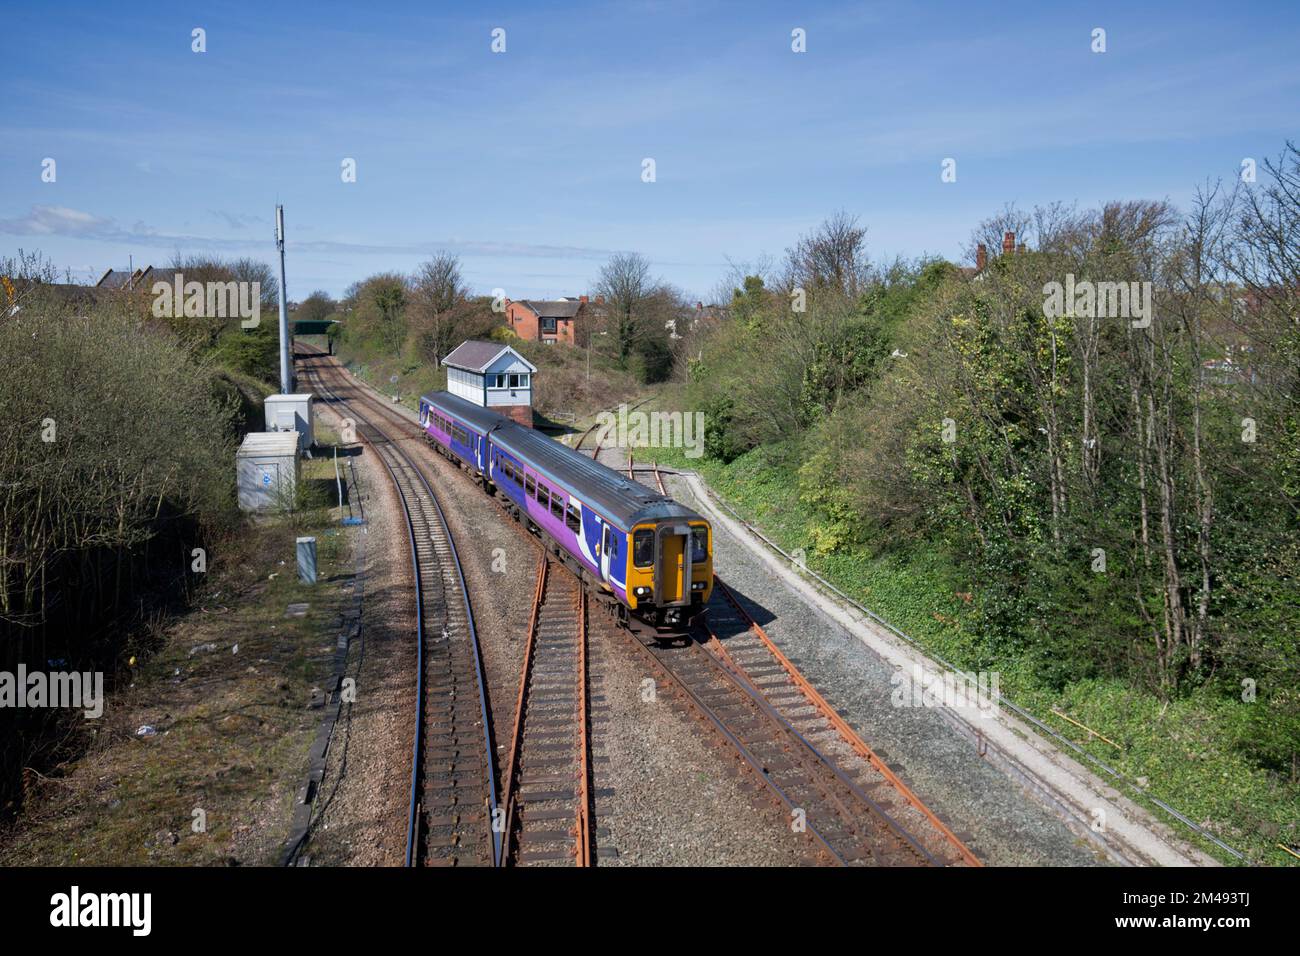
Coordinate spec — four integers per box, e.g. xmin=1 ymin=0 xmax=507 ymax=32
xmin=418 ymin=390 xmax=712 ymax=636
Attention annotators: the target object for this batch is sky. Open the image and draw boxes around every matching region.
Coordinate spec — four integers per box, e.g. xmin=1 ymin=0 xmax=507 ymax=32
xmin=2 ymin=0 xmax=1298 ymax=302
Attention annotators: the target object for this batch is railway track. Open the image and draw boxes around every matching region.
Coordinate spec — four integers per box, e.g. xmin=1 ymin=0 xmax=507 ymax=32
xmin=297 ymin=346 xmax=976 ymax=866
xmin=497 ymin=558 xmax=597 ymax=865
xmin=298 ymin=352 xmax=501 ymax=867
xmin=573 ymin=397 xmax=651 ymax=467
xmin=298 ymin=348 xmax=615 ymax=865
xmin=630 ymin=459 xmax=982 ymax=866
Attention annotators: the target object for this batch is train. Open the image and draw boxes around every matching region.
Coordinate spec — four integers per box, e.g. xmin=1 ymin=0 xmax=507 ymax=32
xmin=417 ymin=390 xmax=712 ymax=638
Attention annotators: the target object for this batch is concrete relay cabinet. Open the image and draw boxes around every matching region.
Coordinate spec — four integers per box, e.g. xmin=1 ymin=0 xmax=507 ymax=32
xmin=264 ymin=393 xmax=315 ymax=451
xmin=236 ymin=431 xmax=301 ymax=512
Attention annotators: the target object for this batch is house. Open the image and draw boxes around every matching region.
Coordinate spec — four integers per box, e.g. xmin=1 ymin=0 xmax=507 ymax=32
xmin=441 ymin=339 xmax=538 ymax=426
xmin=505 ymin=296 xmax=602 ymax=345
xmin=963 ymin=231 xmax=1024 ymax=278
xmin=96 ymin=265 xmax=157 ymax=291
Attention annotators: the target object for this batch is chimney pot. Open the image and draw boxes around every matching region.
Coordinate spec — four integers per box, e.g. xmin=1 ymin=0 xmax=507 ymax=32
xmin=1002 ymin=231 xmax=1016 ymax=255
xmin=1017 ymin=242 xmax=1027 ymax=255
xmin=976 ymin=244 xmax=988 ymax=270
xmin=579 ymin=295 xmax=588 ymax=303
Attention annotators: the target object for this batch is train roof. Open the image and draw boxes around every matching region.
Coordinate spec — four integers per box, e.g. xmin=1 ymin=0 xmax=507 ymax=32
xmin=420 ymin=390 xmax=510 ymax=435
xmin=493 ymin=421 xmax=702 ymax=530
xmin=420 ymin=390 xmax=705 ymax=529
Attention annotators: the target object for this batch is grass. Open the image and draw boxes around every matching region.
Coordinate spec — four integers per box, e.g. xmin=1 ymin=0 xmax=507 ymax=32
xmin=0 ymin=479 xmax=354 ymax=866
xmin=646 ymin=409 xmax=1299 ymax=867
xmin=326 ymin=332 xmax=443 ymax=416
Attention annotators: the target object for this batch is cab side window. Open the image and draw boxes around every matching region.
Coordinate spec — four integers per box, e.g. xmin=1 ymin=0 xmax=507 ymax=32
xmin=633 ymin=530 xmax=654 ymax=568
xmin=692 ymin=527 xmax=708 ymax=562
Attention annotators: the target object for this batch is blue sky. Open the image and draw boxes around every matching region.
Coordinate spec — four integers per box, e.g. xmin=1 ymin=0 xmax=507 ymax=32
xmin=3 ymin=1 xmax=1298 ymax=301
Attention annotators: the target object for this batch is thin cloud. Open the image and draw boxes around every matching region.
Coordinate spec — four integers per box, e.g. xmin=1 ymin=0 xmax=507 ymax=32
xmin=0 ymin=204 xmax=620 ymax=260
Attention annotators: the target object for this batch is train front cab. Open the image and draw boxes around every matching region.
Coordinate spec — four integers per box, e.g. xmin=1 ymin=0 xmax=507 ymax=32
xmin=626 ymin=519 xmax=711 ymax=637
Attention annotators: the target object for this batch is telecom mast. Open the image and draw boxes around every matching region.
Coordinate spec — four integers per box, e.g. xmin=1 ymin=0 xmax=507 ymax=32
xmin=276 ymin=204 xmax=292 ymax=393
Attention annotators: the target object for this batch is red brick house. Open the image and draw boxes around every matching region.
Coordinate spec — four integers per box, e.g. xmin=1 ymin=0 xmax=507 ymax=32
xmin=505 ymin=296 xmax=601 ymax=345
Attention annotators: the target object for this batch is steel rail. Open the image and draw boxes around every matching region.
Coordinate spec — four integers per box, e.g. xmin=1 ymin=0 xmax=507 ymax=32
xmin=646 ymin=460 xmax=956 ymax=865
xmin=614 ymin=627 xmax=850 ymax=865
xmin=696 ymin=614 xmax=937 ymax=865
xmin=498 ymin=555 xmax=596 ymax=866
xmin=299 ymin=352 xmax=501 ymax=867
xmin=575 ymin=588 xmax=593 ymax=866
xmin=711 ymin=575 xmax=982 ymax=866
xmin=498 ymin=558 xmax=548 ymax=865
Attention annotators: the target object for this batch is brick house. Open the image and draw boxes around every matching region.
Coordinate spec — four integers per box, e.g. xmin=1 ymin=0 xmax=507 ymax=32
xmin=505 ymin=296 xmax=601 ymax=345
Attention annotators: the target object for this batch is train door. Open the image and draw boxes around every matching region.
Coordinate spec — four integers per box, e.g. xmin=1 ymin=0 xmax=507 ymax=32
xmin=600 ymin=524 xmax=611 ymax=582
xmin=655 ymin=523 xmax=693 ymax=605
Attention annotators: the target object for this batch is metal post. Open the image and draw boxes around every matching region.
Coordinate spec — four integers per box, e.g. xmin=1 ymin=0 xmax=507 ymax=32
xmin=276 ymin=204 xmax=292 ymax=394
xmin=296 ymin=536 xmax=317 ymax=585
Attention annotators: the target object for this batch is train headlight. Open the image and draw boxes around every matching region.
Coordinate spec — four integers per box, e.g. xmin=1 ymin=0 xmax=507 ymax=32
xmin=691 ymin=581 xmax=706 ymax=590
xmin=634 ymin=587 xmax=650 ymax=597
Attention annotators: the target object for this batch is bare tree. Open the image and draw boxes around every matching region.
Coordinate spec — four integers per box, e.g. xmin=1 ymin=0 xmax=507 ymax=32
xmin=780 ymin=211 xmax=870 ymax=300
xmin=594 ymin=252 xmax=656 ymax=368
xmin=410 ymin=253 xmax=471 ymax=365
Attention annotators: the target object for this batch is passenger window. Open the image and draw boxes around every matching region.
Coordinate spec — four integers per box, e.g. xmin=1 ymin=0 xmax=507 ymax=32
xmin=566 ymin=502 xmax=581 ymax=533
xmin=633 ymin=530 xmax=654 ymax=568
xmin=550 ymin=495 xmax=564 ymax=520
xmin=537 ymin=486 xmax=548 ymax=510
xmin=525 ymin=475 xmax=535 ymax=497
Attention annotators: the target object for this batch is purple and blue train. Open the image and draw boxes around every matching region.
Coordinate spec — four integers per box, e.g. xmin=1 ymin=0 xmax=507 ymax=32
xmin=418 ymin=390 xmax=712 ymax=637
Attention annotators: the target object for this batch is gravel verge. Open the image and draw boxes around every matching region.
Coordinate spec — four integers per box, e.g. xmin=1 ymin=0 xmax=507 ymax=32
xmin=662 ymin=469 xmax=1104 ymax=866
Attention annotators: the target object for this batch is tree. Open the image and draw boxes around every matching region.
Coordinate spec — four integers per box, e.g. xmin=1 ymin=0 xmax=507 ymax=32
xmin=410 ymin=253 xmax=475 ymax=365
xmin=296 ymin=290 xmax=335 ymax=325
xmin=344 ymin=273 xmax=410 ymax=357
xmin=780 ymin=211 xmax=871 ymax=301
xmin=593 ymin=252 xmax=656 ymax=368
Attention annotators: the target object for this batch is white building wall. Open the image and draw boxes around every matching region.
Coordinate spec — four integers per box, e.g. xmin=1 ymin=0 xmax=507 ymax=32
xmin=447 ymin=366 xmax=484 ymax=406
xmin=483 ymin=354 xmax=532 ymax=408
xmin=443 ymin=346 xmax=535 ymax=410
